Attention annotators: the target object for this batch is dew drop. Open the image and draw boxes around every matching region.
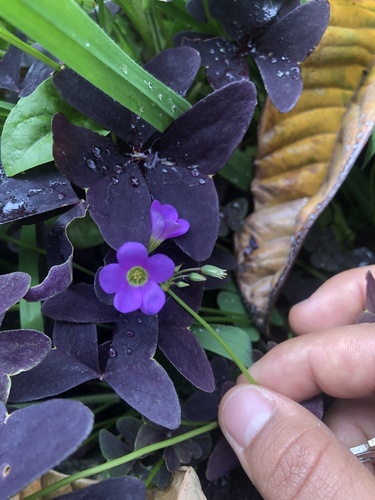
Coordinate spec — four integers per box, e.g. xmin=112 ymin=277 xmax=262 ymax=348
xmin=127 ymin=329 xmax=135 ymax=337
xmin=113 ymin=164 xmax=123 ymax=174
xmin=101 ymin=165 xmax=109 ymax=174
xmin=199 ymin=178 xmax=206 ymax=185
xmin=161 ymin=168 xmax=168 ymax=173
xmin=130 ymin=176 xmax=140 ymax=188
xmin=108 ymin=346 xmax=117 ymax=358
xmin=136 ymin=316 xmax=142 ymax=324
xmin=191 ymin=168 xmax=200 ymax=177
xmin=27 ymin=188 xmax=44 ymax=197
xmin=175 ymin=141 xmax=181 ymax=149
xmin=2 ymin=464 xmax=11 ymax=477
xmin=208 ymin=48 xmax=215 ymax=54
xmin=126 ymin=348 xmax=133 ymax=355
xmin=56 ymin=193 xmax=65 ymax=201
xmin=183 ymin=153 xmax=189 ymax=160
xmin=85 ymin=42 xmax=91 ymax=47
xmin=270 ymin=57 xmax=277 ymax=64
xmin=111 ymin=177 xmax=119 ymax=185
xmin=120 ymin=65 xmax=128 ymax=75
xmin=158 ymin=93 xmax=163 ymax=100
xmin=92 ymin=147 xmax=102 ymax=158
xmin=86 ymin=159 xmax=96 ymax=170
xmin=171 ymin=104 xmax=177 ymax=113
xmin=214 ymin=56 xmax=219 ymax=61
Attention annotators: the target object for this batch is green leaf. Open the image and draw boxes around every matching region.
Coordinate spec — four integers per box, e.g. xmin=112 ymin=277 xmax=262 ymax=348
xmin=217 ymin=287 xmax=260 ymax=341
xmin=67 ymin=213 xmax=104 ymax=249
xmin=219 ymin=147 xmax=255 ymax=192
xmin=192 ymin=323 xmax=253 ymax=366
xmin=0 ymin=0 xmax=190 ymax=130
xmin=1 ymin=77 xmax=107 ymax=176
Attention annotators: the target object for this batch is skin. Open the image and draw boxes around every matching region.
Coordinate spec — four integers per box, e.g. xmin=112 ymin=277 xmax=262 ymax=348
xmin=218 ymin=265 xmax=375 ymax=499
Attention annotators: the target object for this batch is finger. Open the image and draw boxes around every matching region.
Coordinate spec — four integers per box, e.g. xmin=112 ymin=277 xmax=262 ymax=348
xmin=324 ymin=397 xmax=375 ymax=446
xmin=245 ymin=324 xmax=375 ymax=401
xmin=289 ymin=265 xmax=375 ymax=334
xmin=324 ymin=398 xmax=375 ymax=474
xmin=219 ymin=385 xmax=375 ymax=499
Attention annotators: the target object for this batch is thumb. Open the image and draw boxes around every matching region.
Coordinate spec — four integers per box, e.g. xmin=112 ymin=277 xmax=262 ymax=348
xmin=218 ymin=385 xmax=375 ymax=499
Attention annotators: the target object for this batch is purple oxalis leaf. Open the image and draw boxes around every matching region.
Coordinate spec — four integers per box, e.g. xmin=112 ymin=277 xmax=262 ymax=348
xmin=0 ymin=33 xmax=26 ymax=92
xmin=9 ymin=322 xmax=99 ymax=402
xmin=0 ymin=272 xmax=31 ymax=316
xmin=25 ymin=202 xmax=87 ymax=301
xmin=177 ymin=33 xmax=249 ymax=91
xmin=0 ymin=164 xmax=80 ymax=225
xmin=0 ymin=329 xmax=51 ymax=403
xmin=0 ymin=399 xmax=93 ymax=500
xmin=42 ymin=283 xmax=120 ymax=323
xmin=52 ymin=114 xmax=152 ymax=250
xmin=103 ymin=313 xmax=181 ymax=429
xmin=57 ymin=477 xmax=146 ymax=500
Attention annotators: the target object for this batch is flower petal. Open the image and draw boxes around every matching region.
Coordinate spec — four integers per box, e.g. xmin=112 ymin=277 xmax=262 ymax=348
xmin=140 ymin=281 xmax=166 ymax=315
xmin=168 ymin=218 xmax=190 ymax=239
xmin=159 ymin=203 xmax=179 ymax=222
xmin=116 ymin=242 xmax=148 ymax=270
xmin=147 ymin=254 xmax=175 ymax=283
xmin=150 ymin=202 xmax=167 ymax=240
xmin=99 ymin=264 xmax=127 ymax=293
xmin=114 ymin=284 xmax=143 ymax=313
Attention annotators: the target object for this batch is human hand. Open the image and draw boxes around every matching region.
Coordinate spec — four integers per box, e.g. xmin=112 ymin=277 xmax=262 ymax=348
xmin=219 ymin=266 xmax=375 ymax=498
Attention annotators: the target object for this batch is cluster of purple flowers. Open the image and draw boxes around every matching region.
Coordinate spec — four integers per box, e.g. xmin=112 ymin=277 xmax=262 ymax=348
xmin=99 ymin=200 xmax=189 ymax=315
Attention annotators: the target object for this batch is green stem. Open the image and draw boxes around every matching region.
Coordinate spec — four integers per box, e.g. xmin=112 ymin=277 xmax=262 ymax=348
xmin=166 ymin=288 xmax=257 ymax=384
xmin=145 ymin=456 xmax=164 ymax=488
xmin=24 ymin=422 xmax=219 ymax=500
xmin=0 ymin=25 xmax=60 ymax=70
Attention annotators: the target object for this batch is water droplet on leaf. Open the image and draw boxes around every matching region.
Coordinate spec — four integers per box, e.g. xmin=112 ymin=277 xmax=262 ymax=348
xmin=127 ymin=329 xmax=135 ymax=337
xmin=108 ymin=346 xmax=117 ymax=358
xmin=86 ymin=159 xmax=96 ymax=170
xmin=126 ymin=348 xmax=133 ymax=355
xmin=129 ymin=176 xmax=140 ymax=188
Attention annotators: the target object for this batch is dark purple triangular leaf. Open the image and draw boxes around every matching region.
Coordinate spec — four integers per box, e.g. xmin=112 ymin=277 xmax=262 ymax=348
xmin=159 ymin=280 xmax=204 ymax=329
xmin=183 ymin=357 xmax=231 ymax=421
xmin=0 ymin=399 xmax=93 ymax=500
xmin=9 ymin=349 xmax=98 ymax=402
xmin=0 ymin=272 xmax=31 ymax=315
xmin=0 ymin=164 xmax=80 ymax=224
xmin=252 ymin=0 xmax=330 ymax=112
xmin=116 ymin=416 xmax=142 ymax=447
xmin=42 ymin=283 xmax=120 ymax=323
xmin=155 ymin=80 xmax=257 ymax=175
xmin=25 ymin=202 xmax=87 ymax=301
xmin=99 ymin=429 xmax=134 ymax=477
xmin=19 ymin=59 xmax=55 ymax=97
xmin=0 ymin=373 xmax=10 ymax=405
xmin=206 ymin=436 xmax=239 ymax=480
xmin=52 ymin=114 xmax=151 ymax=249
xmin=9 ymin=322 xmax=99 ymax=403
xmin=57 ymin=477 xmax=146 ymax=500
xmin=0 ymin=329 xmax=51 ymax=376
xmin=209 ymin=0 xmax=285 ymax=40
xmin=158 ymin=326 xmax=214 ymax=392
xmin=300 ymin=394 xmax=324 ymax=420
xmin=102 ymin=313 xmax=181 ymax=429
xmin=178 ymin=34 xmax=249 ymax=90
xmin=53 ymin=321 xmax=100 ymax=371
xmin=146 ymin=167 xmax=219 ymax=261
xmin=0 ymin=35 xmax=26 ymax=92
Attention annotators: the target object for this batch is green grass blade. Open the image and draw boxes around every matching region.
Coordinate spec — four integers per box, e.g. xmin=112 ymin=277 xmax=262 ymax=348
xmin=19 ymin=225 xmax=44 ymax=332
xmin=0 ymin=0 xmax=190 ymax=131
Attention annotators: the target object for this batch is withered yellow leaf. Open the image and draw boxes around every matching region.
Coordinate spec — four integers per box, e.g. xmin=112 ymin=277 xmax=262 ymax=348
xmin=235 ymin=0 xmax=375 ymax=332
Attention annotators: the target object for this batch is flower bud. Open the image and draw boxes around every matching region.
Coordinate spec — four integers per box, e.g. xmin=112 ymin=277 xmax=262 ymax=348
xmin=189 ymin=272 xmax=207 ymax=282
xmin=176 ymin=281 xmax=190 ymax=288
xmin=201 ymin=265 xmax=227 ymax=279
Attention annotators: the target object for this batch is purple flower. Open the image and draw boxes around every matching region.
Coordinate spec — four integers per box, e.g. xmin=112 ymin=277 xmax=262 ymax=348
xmin=148 ymin=200 xmax=190 ymax=252
xmin=99 ymin=242 xmax=175 ymax=315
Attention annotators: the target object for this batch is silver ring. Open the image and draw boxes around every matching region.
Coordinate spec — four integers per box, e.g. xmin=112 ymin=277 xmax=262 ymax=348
xmin=350 ymin=438 xmax=375 ymax=462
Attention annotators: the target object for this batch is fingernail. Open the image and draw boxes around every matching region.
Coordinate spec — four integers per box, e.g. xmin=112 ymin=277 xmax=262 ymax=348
xmin=220 ymin=386 xmax=275 ymax=450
